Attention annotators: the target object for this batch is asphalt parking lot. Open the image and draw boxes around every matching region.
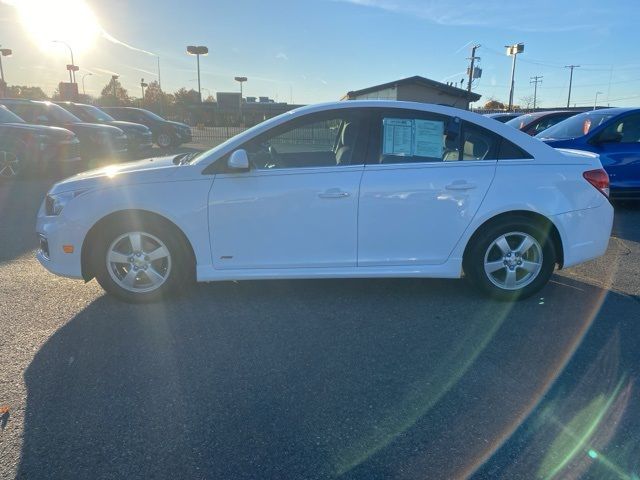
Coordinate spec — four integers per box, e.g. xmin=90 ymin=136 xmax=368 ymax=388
xmin=1 ymin=156 xmax=639 ymax=479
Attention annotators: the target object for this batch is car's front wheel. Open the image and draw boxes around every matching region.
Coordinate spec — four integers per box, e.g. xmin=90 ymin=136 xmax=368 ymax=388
xmin=93 ymin=218 xmax=193 ymax=302
xmin=156 ymin=131 xmax=176 ymax=149
xmin=464 ymin=218 xmax=557 ymax=300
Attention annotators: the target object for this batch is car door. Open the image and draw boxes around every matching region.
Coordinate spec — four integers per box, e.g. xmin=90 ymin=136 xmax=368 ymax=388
xmin=591 ymin=113 xmax=640 ymax=193
xmin=208 ymin=109 xmax=368 ymax=269
xmin=358 ymin=108 xmax=499 ymax=266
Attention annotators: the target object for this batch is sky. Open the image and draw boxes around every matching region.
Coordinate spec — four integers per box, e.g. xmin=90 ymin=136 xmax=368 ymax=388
xmin=1 ymin=0 xmax=640 ymax=108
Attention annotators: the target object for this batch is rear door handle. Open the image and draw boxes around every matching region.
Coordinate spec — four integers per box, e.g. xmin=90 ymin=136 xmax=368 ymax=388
xmin=318 ymin=189 xmax=351 ymax=199
xmin=445 ymin=182 xmax=477 ymax=191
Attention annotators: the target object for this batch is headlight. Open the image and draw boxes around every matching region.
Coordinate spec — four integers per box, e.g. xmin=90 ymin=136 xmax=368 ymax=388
xmin=45 ymin=190 xmax=88 ymax=216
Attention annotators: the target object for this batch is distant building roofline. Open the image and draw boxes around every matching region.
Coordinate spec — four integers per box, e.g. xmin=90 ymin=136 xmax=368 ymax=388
xmin=342 ymin=75 xmax=481 ymax=102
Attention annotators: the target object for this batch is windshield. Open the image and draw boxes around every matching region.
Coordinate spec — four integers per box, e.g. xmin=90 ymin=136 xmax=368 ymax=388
xmin=43 ymin=103 xmax=83 ymax=123
xmin=536 ymin=112 xmax=614 ymax=139
xmin=70 ymin=105 xmax=115 ymax=123
xmin=0 ymin=105 xmax=25 ymax=123
xmin=139 ymin=109 xmax=166 ymax=122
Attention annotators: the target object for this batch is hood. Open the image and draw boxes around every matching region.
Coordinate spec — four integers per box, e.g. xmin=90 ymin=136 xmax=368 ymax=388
xmin=0 ymin=122 xmax=75 ymax=139
xmin=63 ymin=122 xmax=125 ymax=136
xmin=50 ymin=155 xmax=183 ymax=194
xmin=167 ymin=120 xmax=191 ymax=129
xmin=107 ymin=120 xmax=151 ymax=134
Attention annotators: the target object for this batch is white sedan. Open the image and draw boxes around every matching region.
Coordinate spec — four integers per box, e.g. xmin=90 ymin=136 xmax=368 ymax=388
xmin=36 ymin=101 xmax=613 ymax=302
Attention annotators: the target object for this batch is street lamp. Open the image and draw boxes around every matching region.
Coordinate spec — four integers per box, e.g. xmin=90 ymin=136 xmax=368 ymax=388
xmin=594 ymin=91 xmax=603 ymax=110
xmin=505 ymin=42 xmax=524 ymax=111
xmin=140 ymin=78 xmax=148 ymax=105
xmin=52 ymin=40 xmax=77 ymax=83
xmin=81 ymin=72 xmax=92 ymax=95
xmin=234 ymin=76 xmax=247 ymax=124
xmin=186 ymin=45 xmax=208 ymax=102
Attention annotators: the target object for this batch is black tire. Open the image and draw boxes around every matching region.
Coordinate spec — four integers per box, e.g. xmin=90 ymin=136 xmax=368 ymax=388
xmin=156 ymin=131 xmax=176 ymax=149
xmin=464 ymin=217 xmax=557 ymax=301
xmin=92 ymin=216 xmax=194 ymax=302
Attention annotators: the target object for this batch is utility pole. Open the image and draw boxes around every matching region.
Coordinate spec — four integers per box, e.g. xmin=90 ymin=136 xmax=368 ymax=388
xmin=530 ymin=75 xmax=543 ymax=110
xmin=467 ymin=44 xmax=480 ymax=93
xmin=565 ymin=65 xmax=580 ymax=108
xmin=506 ymin=43 xmax=524 ymax=111
xmin=466 ymin=44 xmax=480 ymax=109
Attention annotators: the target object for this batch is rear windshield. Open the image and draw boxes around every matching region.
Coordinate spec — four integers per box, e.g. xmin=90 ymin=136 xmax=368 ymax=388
xmin=536 ymin=113 xmax=614 ymax=140
xmin=505 ymin=113 xmax=539 ymax=129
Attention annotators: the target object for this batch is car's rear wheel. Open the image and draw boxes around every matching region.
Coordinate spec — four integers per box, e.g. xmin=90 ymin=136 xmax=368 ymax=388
xmin=464 ymin=218 xmax=557 ymax=300
xmin=93 ymin=218 xmax=193 ymax=302
xmin=156 ymin=132 xmax=175 ymax=149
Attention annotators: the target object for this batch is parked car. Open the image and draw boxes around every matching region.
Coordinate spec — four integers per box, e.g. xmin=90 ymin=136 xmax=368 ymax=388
xmin=537 ymin=107 xmax=640 ymax=199
xmin=505 ymin=110 xmax=581 ymax=136
xmin=55 ymin=102 xmax=153 ymax=156
xmin=0 ymin=104 xmax=81 ymax=179
xmin=0 ymin=99 xmax=128 ymax=161
xmin=102 ymin=107 xmax=192 ymax=148
xmin=483 ymin=112 xmax=523 ymax=123
xmin=36 ymin=101 xmax=612 ymax=302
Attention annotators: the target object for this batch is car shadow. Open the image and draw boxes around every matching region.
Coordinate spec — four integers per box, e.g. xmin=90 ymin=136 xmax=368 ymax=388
xmin=611 ymin=200 xmax=640 ymax=243
xmin=16 ymin=275 xmax=640 ymax=479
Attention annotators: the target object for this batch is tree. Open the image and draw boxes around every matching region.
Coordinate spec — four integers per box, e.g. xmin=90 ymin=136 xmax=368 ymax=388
xmin=4 ymin=85 xmax=48 ymax=100
xmin=519 ymin=95 xmax=535 ymax=109
xmin=484 ymin=99 xmax=506 ymax=110
xmin=97 ymin=78 xmax=131 ymax=106
xmin=173 ymin=87 xmax=200 ymax=107
xmin=143 ymin=81 xmax=174 ymax=114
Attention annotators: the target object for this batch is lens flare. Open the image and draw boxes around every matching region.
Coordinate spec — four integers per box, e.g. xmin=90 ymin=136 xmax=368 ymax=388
xmin=11 ymin=0 xmax=101 ymax=55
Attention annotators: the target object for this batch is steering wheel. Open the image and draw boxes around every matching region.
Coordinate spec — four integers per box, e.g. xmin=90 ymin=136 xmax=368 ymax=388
xmin=267 ymin=145 xmax=287 ymax=168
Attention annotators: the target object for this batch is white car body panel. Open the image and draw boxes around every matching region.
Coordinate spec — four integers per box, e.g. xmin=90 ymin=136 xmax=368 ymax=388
xmin=35 ymin=100 xmax=614 ymax=287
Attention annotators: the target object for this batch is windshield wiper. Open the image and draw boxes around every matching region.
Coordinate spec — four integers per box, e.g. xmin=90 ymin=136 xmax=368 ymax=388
xmin=172 ymin=153 xmax=189 ymax=165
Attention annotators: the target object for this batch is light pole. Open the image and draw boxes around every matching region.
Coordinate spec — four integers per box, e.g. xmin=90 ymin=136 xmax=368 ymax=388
xmin=0 ymin=46 xmax=12 ymax=82
xmin=594 ymin=91 xmax=603 ymax=110
xmin=52 ymin=40 xmax=76 ymax=83
xmin=81 ymin=72 xmax=92 ymax=95
xmin=140 ymin=78 xmax=148 ymax=106
xmin=234 ymin=76 xmax=247 ymax=124
xmin=186 ymin=45 xmax=208 ymax=102
xmin=111 ymin=74 xmax=119 ymax=102
xmin=505 ymin=42 xmax=524 ymax=111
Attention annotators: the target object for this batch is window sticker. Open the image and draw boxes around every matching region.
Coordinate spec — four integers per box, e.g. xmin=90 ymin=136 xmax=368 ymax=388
xmin=382 ymin=118 xmax=444 ymax=158
xmin=383 ymin=118 xmax=413 ymax=156
xmin=414 ymin=119 xmax=444 ymax=158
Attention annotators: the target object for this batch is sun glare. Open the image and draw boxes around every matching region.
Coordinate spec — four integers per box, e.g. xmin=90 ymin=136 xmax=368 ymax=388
xmin=13 ymin=0 xmax=101 ymax=55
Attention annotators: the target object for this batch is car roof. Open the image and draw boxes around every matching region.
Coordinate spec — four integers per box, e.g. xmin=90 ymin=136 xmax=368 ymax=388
xmin=581 ymin=107 xmax=640 ymax=115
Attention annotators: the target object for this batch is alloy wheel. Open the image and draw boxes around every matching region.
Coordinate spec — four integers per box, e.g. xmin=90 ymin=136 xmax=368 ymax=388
xmin=106 ymin=231 xmax=172 ymax=293
xmin=0 ymin=151 xmax=20 ymax=178
xmin=483 ymin=231 xmax=543 ymax=290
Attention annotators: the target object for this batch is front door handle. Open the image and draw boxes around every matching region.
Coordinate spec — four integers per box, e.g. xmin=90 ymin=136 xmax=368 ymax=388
xmin=445 ymin=181 xmax=477 ymax=191
xmin=318 ymin=189 xmax=350 ymax=199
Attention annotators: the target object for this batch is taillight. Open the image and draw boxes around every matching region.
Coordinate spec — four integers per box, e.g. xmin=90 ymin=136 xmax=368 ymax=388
xmin=583 ymin=169 xmax=610 ymax=198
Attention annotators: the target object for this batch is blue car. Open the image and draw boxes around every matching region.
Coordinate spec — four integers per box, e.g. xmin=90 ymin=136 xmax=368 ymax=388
xmin=536 ymin=108 xmax=640 ymax=199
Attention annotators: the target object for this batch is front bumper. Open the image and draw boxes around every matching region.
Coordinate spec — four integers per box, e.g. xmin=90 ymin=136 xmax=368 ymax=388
xmin=36 ymin=207 xmax=87 ymax=279
xmin=553 ymin=202 xmax=614 ymax=269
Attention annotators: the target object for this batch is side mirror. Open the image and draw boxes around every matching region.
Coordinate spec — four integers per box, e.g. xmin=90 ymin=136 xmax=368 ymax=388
xmin=227 ymin=149 xmax=250 ymax=171
xmin=592 ymin=131 xmax=622 ymax=145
